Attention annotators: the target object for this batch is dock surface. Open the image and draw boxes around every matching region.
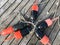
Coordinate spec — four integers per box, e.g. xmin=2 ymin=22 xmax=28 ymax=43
xmin=0 ymin=0 xmax=60 ymax=45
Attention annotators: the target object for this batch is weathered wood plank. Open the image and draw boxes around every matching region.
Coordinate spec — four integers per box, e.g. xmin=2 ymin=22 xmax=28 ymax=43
xmin=53 ymin=31 xmax=60 ymax=45
xmin=37 ymin=0 xmax=56 ymax=20
xmin=38 ymin=0 xmax=50 ymax=17
xmin=49 ymin=21 xmax=59 ymax=44
xmin=0 ymin=0 xmax=16 ymax=16
xmin=54 ymin=7 xmax=60 ymax=45
xmin=27 ymin=34 xmax=38 ymax=45
xmin=35 ymin=40 xmax=43 ymax=45
xmin=0 ymin=0 xmax=22 ymax=24
xmin=19 ymin=33 xmax=34 ymax=45
xmin=21 ymin=0 xmax=35 ymax=14
xmin=0 ymin=0 xmax=29 ymax=25
xmin=49 ymin=6 xmax=60 ymax=45
xmin=2 ymin=34 xmax=15 ymax=45
xmin=0 ymin=0 xmax=8 ymax=8
xmin=14 ymin=0 xmax=29 ymax=12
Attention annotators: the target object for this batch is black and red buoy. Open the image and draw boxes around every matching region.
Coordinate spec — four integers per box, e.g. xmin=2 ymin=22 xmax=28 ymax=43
xmin=0 ymin=21 xmax=33 ymax=40
xmin=35 ymin=29 xmax=50 ymax=45
xmin=35 ymin=16 xmax=59 ymax=45
xmin=30 ymin=4 xmax=39 ymax=23
xmin=35 ymin=19 xmax=52 ymax=45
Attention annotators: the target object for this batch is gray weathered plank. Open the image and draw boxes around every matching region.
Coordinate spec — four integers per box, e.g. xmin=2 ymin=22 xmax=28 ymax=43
xmin=14 ymin=0 xmax=29 ymax=12
xmin=0 ymin=0 xmax=8 ymax=8
xmin=27 ymin=34 xmax=38 ymax=45
xmin=0 ymin=0 xmax=29 ymax=25
xmin=53 ymin=31 xmax=60 ymax=45
xmin=35 ymin=40 xmax=43 ymax=45
xmin=37 ymin=0 xmax=56 ymax=20
xmin=2 ymin=34 xmax=15 ymax=45
xmin=49 ymin=21 xmax=60 ymax=44
xmin=19 ymin=33 xmax=34 ymax=45
xmin=21 ymin=0 xmax=35 ymax=14
xmin=0 ymin=0 xmax=22 ymax=24
xmin=0 ymin=0 xmax=16 ymax=16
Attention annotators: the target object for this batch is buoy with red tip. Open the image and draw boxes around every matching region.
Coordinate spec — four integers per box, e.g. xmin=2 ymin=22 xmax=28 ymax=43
xmin=31 ymin=4 xmax=38 ymax=11
xmin=45 ymin=13 xmax=59 ymax=27
xmin=0 ymin=21 xmax=32 ymax=36
xmin=35 ymin=16 xmax=59 ymax=45
xmin=30 ymin=3 xmax=39 ymax=22
xmin=40 ymin=35 xmax=50 ymax=45
xmin=19 ymin=0 xmax=39 ymax=22
xmin=0 ymin=21 xmax=33 ymax=41
xmin=13 ymin=21 xmax=33 ymax=40
xmin=4 ymin=26 xmax=33 ymax=41
xmin=35 ymin=27 xmax=50 ymax=45
xmin=45 ymin=16 xmax=59 ymax=27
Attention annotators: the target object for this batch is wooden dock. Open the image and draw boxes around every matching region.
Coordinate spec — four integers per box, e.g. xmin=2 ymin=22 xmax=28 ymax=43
xmin=0 ymin=0 xmax=60 ymax=45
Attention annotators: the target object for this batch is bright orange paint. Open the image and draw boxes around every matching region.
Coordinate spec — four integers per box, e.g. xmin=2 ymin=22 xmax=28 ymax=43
xmin=45 ymin=19 xmax=53 ymax=27
xmin=40 ymin=35 xmax=49 ymax=45
xmin=14 ymin=30 xmax=23 ymax=40
xmin=1 ymin=26 xmax=14 ymax=36
xmin=32 ymin=4 xmax=38 ymax=11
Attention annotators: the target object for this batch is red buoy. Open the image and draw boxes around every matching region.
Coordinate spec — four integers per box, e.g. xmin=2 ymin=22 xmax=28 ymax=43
xmin=31 ymin=4 xmax=38 ymax=11
xmin=14 ymin=30 xmax=23 ymax=40
xmin=1 ymin=26 xmax=14 ymax=36
xmin=40 ymin=35 xmax=50 ymax=45
xmin=45 ymin=19 xmax=53 ymax=27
